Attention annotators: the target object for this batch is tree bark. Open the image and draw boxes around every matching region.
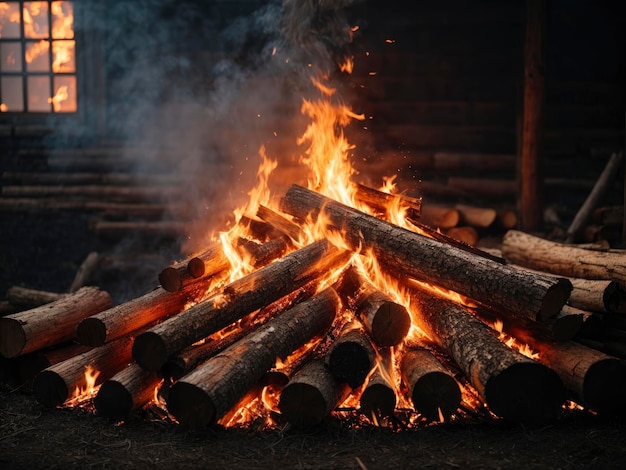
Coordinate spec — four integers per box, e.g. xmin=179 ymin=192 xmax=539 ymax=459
xmin=0 ymin=286 xmax=113 ymax=358
xmin=336 ymin=266 xmax=411 ymax=347
xmin=280 ymin=184 xmax=572 ymax=322
xmin=568 ymin=278 xmax=626 ymax=313
xmin=278 ymin=358 xmax=351 ymax=428
xmin=325 ymin=325 xmax=377 ymax=389
xmin=93 ymin=362 xmax=161 ymax=421
xmin=400 ymin=347 xmax=462 ymax=422
xmin=6 ymin=286 xmax=66 ymax=309
xmin=502 ymin=230 xmax=626 ymax=285
xmin=165 ymin=288 xmax=340 ymax=428
xmin=406 ymin=283 xmax=566 ymax=424
xmin=132 ymin=240 xmax=351 ymax=372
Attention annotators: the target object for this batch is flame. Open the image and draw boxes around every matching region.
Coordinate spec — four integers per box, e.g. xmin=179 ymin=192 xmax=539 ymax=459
xmin=63 ymin=365 xmax=101 ymax=408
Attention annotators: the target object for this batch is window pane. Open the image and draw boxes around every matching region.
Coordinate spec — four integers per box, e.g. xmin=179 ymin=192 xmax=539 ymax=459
xmin=1 ymin=41 xmax=22 ymax=72
xmin=52 ymin=75 xmax=75 ymax=112
xmin=24 ymin=2 xmax=49 ymax=39
xmin=0 ymin=2 xmax=21 ymax=39
xmin=51 ymin=1 xmax=73 ymax=39
xmin=1 ymin=76 xmax=24 ymax=111
xmin=52 ymin=39 xmax=74 ymax=72
xmin=25 ymin=40 xmax=50 ymax=71
xmin=27 ymin=75 xmax=50 ymax=111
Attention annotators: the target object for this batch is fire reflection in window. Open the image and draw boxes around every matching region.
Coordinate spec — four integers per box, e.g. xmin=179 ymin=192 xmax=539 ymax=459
xmin=0 ymin=1 xmax=76 ymax=113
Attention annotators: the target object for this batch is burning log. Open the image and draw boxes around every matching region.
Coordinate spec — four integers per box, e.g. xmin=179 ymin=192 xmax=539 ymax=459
xmin=280 ymin=184 xmax=572 ymax=322
xmin=400 ymin=347 xmax=462 ymax=422
xmin=336 ymin=265 xmax=411 ymax=347
xmin=529 ymin=339 xmax=626 ymax=415
xmin=165 ymin=287 xmax=340 ymax=428
xmin=75 ymin=286 xmax=199 ymax=347
xmin=325 ymin=325 xmax=377 ymax=389
xmin=502 ymin=230 xmax=626 ymax=285
xmin=406 ymin=284 xmax=566 ymax=424
xmin=354 ymin=183 xmax=422 ymax=219
xmin=256 ymin=204 xmax=302 ymax=242
xmin=359 ymin=347 xmax=396 ymax=418
xmin=278 ymin=358 xmax=351 ymax=428
xmin=16 ymin=343 xmax=91 ymax=391
xmin=5 ymin=286 xmax=66 ymax=309
xmin=0 ymin=286 xmax=113 ymax=358
xmin=33 ymin=335 xmax=134 ymax=408
xmin=93 ymin=363 xmax=161 ymax=421
xmin=133 ymin=239 xmax=351 ymax=372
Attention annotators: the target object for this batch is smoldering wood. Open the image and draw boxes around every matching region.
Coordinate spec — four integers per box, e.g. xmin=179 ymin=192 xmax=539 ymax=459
xmin=235 ymin=236 xmax=291 ymax=268
xmin=354 ymin=183 xmax=422 ymax=219
xmin=278 ymin=358 xmax=351 ymax=428
xmin=165 ymin=288 xmax=340 ymax=428
xmin=132 ymin=240 xmax=351 ymax=372
xmin=406 ymin=283 xmax=566 ymax=424
xmin=93 ymin=363 xmax=161 ymax=421
xmin=6 ymin=286 xmax=66 ymax=309
xmin=325 ymin=326 xmax=377 ymax=389
xmin=75 ymin=286 xmax=199 ymax=347
xmin=502 ymin=230 xmax=626 ymax=286
xmin=335 ymin=265 xmax=411 ymax=347
xmin=280 ymin=184 xmax=572 ymax=322
xmin=68 ymin=251 xmax=100 ymax=293
xmin=400 ymin=347 xmax=462 ymax=422
xmin=0 ymin=286 xmax=113 ymax=358
xmin=33 ymin=335 xmax=135 ymax=408
xmin=359 ymin=347 xmax=396 ymax=418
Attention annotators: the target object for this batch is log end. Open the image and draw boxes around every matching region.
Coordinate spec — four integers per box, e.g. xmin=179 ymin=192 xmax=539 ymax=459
xmin=278 ymin=382 xmax=330 ymax=428
xmin=93 ymin=380 xmax=133 ymax=421
xmin=327 ymin=341 xmax=373 ymax=389
xmin=603 ymin=281 xmax=626 ymax=313
xmin=583 ymin=358 xmax=626 ymax=416
xmin=75 ymin=317 xmax=107 ymax=347
xmin=0 ymin=317 xmax=26 ymax=358
xmin=539 ymin=278 xmax=573 ymax=321
xmin=132 ymin=332 xmax=168 ymax=372
xmin=158 ymin=267 xmax=182 ymax=292
xmin=33 ymin=369 xmax=69 ymax=408
xmin=359 ymin=383 xmax=397 ymax=417
xmin=485 ymin=362 xmax=566 ymax=424
xmin=166 ymin=381 xmax=216 ymax=428
xmin=186 ymin=257 xmax=206 ymax=278
xmin=410 ymin=371 xmax=461 ymax=422
xmin=370 ymin=302 xmax=412 ymax=347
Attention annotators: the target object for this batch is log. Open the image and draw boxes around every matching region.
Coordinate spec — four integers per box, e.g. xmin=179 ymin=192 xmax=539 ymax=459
xmin=93 ymin=363 xmax=161 ymax=421
xmin=278 ymin=358 xmax=351 ymax=428
xmin=68 ymin=251 xmax=100 ymax=293
xmin=400 ymin=347 xmax=462 ymax=422
xmin=529 ymin=339 xmax=626 ymax=415
xmin=325 ymin=325 xmax=377 ymax=389
xmin=406 ymin=283 xmax=566 ymax=424
xmin=455 ymin=204 xmax=498 ymax=228
xmin=0 ymin=286 xmax=113 ymax=358
xmin=565 ymin=151 xmax=624 ymax=243
xmin=502 ymin=230 xmax=626 ymax=285
xmin=444 ymin=226 xmax=479 ymax=246
xmin=165 ymin=287 xmax=340 ymax=428
xmin=256 ymin=204 xmax=302 ymax=242
xmin=354 ymin=183 xmax=422 ymax=219
xmin=0 ymin=301 xmax=18 ymax=316
xmin=577 ymin=338 xmax=626 ymax=360
xmin=16 ymin=343 xmax=91 ymax=391
xmin=75 ymin=286 xmax=199 ymax=347
xmin=335 ymin=265 xmax=411 ymax=347
xmin=418 ymin=204 xmax=460 ymax=229
xmin=359 ymin=347 xmax=396 ymax=418
xmin=280 ymin=184 xmax=572 ymax=322
xmin=33 ymin=335 xmax=135 ymax=408
xmin=568 ymin=278 xmax=626 ymax=313
xmin=132 ymin=239 xmax=351 ymax=372
xmin=6 ymin=286 xmax=66 ymax=309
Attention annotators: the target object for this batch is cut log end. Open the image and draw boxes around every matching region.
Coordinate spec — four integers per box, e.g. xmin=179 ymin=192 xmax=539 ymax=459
xmin=132 ymin=332 xmax=168 ymax=372
xmin=0 ymin=318 xmax=27 ymax=358
xmin=93 ymin=380 xmax=133 ymax=421
xmin=370 ymin=302 xmax=412 ymax=347
xmin=359 ymin=383 xmax=397 ymax=417
xmin=327 ymin=341 xmax=373 ymax=389
xmin=278 ymin=382 xmax=329 ymax=428
xmin=583 ymin=358 xmax=626 ymax=415
xmin=540 ymin=279 xmax=574 ymax=321
xmin=158 ymin=267 xmax=182 ymax=292
xmin=167 ymin=381 xmax=216 ymax=428
xmin=187 ymin=257 xmax=206 ymax=278
xmin=75 ymin=317 xmax=107 ymax=347
xmin=33 ymin=369 xmax=68 ymax=408
xmin=485 ymin=362 xmax=565 ymax=424
xmin=410 ymin=371 xmax=462 ymax=422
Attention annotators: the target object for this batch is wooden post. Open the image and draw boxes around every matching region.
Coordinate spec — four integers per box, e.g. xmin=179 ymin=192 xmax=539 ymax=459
xmin=518 ymin=0 xmax=546 ymax=232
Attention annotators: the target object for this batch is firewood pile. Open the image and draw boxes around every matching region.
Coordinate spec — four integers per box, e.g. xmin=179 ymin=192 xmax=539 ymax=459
xmin=2 ymin=183 xmax=626 ymax=430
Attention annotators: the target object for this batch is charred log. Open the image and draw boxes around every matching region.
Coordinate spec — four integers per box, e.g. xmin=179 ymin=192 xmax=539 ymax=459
xmin=325 ymin=325 xmax=377 ymax=389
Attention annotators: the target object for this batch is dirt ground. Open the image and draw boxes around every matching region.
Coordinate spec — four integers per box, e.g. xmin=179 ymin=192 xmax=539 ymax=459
xmin=2 ymin=212 xmax=626 ymax=469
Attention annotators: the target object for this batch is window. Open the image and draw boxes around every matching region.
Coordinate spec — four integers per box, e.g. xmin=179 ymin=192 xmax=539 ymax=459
xmin=0 ymin=1 xmax=76 ymax=113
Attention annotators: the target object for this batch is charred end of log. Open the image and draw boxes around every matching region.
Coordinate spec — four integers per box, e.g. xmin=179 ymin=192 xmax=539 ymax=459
xmin=485 ymin=362 xmax=565 ymax=424
xmin=33 ymin=369 xmax=68 ymax=408
xmin=359 ymin=383 xmax=397 ymax=418
xmin=0 ymin=318 xmax=26 ymax=358
xmin=186 ymin=257 xmax=206 ymax=278
xmin=603 ymin=281 xmax=626 ymax=313
xmin=327 ymin=341 xmax=373 ymax=389
xmin=410 ymin=371 xmax=462 ymax=422
xmin=93 ymin=380 xmax=134 ymax=421
xmin=540 ymin=279 xmax=574 ymax=321
xmin=132 ymin=332 xmax=168 ymax=372
xmin=582 ymin=358 xmax=626 ymax=416
xmin=158 ymin=267 xmax=183 ymax=292
xmin=75 ymin=317 xmax=107 ymax=347
xmin=278 ymin=381 xmax=331 ymax=428
xmin=369 ymin=301 xmax=412 ymax=347
xmin=166 ymin=381 xmax=216 ymax=428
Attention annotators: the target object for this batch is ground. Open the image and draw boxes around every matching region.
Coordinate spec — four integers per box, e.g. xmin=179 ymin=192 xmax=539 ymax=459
xmin=2 ymin=213 xmax=626 ymax=469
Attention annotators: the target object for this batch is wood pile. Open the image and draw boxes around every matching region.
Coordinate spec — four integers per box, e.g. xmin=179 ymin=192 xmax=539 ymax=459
xmin=2 ymin=183 xmax=626 ymax=430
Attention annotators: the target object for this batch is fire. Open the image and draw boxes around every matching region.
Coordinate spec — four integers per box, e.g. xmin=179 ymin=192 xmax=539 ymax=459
xmin=64 ymin=365 xmax=100 ymax=408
